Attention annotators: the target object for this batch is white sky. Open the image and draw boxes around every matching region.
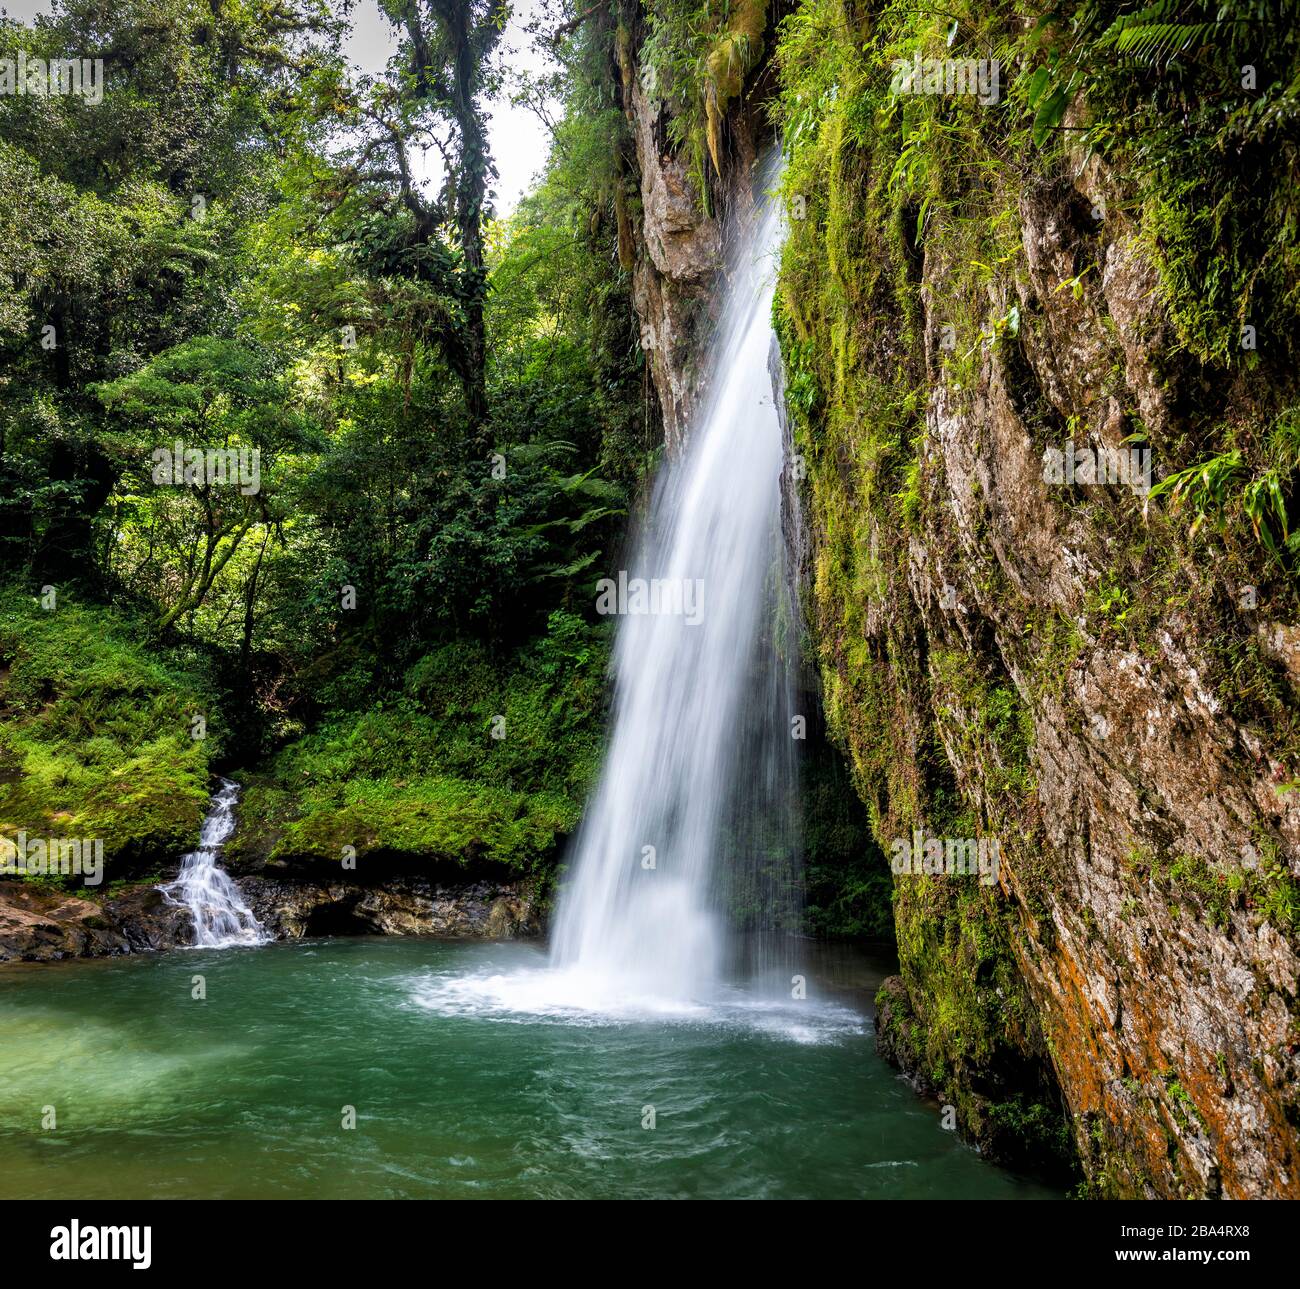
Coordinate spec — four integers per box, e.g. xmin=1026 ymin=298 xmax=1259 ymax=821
xmin=2 ymin=0 xmax=556 ymax=213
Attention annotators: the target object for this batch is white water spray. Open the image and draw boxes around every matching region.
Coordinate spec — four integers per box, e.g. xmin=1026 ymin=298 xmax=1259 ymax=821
xmin=547 ymin=159 xmax=799 ymax=1005
xmin=159 ymin=777 xmax=268 ymax=948
xmin=411 ymin=158 xmax=819 ymax=1027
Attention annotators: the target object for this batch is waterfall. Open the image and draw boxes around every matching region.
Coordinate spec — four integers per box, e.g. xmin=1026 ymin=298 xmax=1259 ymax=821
xmin=548 ymin=157 xmax=800 ymax=1005
xmin=159 ymin=777 xmax=268 ymax=949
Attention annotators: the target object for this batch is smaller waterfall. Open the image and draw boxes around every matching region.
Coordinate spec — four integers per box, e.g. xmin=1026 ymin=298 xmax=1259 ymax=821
xmin=159 ymin=778 xmax=268 ymax=948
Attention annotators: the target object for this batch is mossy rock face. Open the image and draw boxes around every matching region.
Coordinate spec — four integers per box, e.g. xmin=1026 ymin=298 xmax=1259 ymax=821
xmin=226 ymin=771 xmax=578 ymax=878
xmin=874 ymin=971 xmax=1074 ymax=1175
xmin=758 ymin=0 xmax=1300 ymax=1197
xmin=703 ymin=0 xmax=768 ymax=175
xmin=0 ymin=590 xmax=213 ymax=879
xmin=234 ymin=872 xmax=546 ymax=942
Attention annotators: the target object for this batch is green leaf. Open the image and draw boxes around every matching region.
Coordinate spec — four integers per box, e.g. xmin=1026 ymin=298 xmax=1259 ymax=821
xmin=1032 ymin=85 xmax=1071 ymax=148
xmin=1024 ymin=65 xmax=1052 ymax=109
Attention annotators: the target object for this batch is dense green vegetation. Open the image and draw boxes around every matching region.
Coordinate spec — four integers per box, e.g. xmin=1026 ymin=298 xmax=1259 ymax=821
xmin=225 ymin=611 xmax=610 ymax=874
xmin=0 ymin=589 xmax=214 ymax=866
xmin=0 ymin=0 xmax=648 ymax=883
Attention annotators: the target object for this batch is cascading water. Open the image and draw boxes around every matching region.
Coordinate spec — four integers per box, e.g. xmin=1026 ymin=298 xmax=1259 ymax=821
xmin=413 ymin=157 xmax=829 ymax=1029
xmin=546 ymin=156 xmax=800 ymax=1007
xmin=159 ymin=777 xmax=268 ymax=949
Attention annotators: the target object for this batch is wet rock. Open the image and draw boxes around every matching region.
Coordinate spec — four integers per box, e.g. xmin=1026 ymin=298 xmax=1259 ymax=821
xmin=0 ymin=871 xmax=543 ymax=964
xmin=238 ymin=875 xmax=542 ymax=942
xmin=624 ymin=68 xmax=763 ymax=453
xmin=0 ymin=884 xmax=116 ymax=961
xmin=873 ymin=975 xmax=930 ymax=1091
xmin=0 ymin=879 xmax=188 ymax=962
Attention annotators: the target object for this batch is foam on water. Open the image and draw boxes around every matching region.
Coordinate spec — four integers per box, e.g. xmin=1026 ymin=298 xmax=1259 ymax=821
xmin=407 ymin=964 xmax=865 ymax=1045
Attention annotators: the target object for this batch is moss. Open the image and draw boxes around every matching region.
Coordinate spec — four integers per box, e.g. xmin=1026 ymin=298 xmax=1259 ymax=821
xmin=930 ymin=647 xmax=1035 ymax=798
xmin=263 ymin=776 xmax=575 ymax=870
xmin=225 ymin=611 xmax=610 ymax=874
xmin=1125 ymin=838 xmax=1299 ymax=937
xmin=883 ymin=874 xmax=1076 ymax=1175
xmin=703 ymin=0 xmax=768 ymax=174
xmin=801 ymin=726 xmax=894 ymax=940
xmin=637 ymin=0 xmax=771 ymax=208
xmin=0 ymin=587 xmax=214 ymax=876
xmin=1161 ymin=1069 xmax=1207 ymax=1132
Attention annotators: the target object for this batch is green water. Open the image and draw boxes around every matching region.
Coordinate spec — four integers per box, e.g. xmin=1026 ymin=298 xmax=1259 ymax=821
xmin=0 ymin=938 xmax=1060 ymax=1199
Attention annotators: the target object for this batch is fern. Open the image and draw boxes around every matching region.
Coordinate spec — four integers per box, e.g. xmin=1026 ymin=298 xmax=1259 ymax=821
xmin=1151 ymin=441 xmax=1299 ymax=563
xmin=1099 ymin=1 xmax=1251 ymax=67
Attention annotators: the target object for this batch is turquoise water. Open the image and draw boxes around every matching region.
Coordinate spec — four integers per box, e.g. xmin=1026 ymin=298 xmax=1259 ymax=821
xmin=0 ymin=938 xmax=1061 ymax=1199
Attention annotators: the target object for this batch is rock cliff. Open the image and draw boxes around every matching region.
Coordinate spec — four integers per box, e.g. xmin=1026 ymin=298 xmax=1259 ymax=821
xmin=613 ymin=0 xmax=1300 ymax=1197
